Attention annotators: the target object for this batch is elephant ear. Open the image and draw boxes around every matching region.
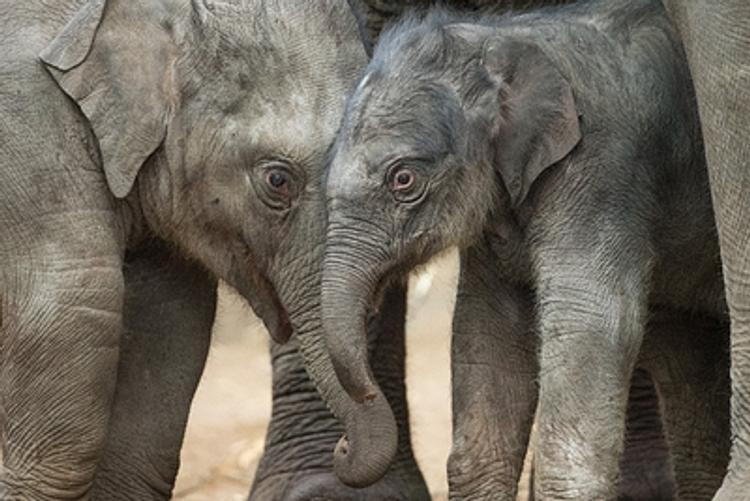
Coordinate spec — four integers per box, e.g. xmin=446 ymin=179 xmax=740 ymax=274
xmin=482 ymin=37 xmax=581 ymax=207
xmin=40 ymin=0 xmax=175 ymax=198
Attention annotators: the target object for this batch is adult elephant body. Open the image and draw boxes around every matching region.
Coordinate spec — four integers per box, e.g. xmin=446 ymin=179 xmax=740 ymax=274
xmin=659 ymin=2 xmax=750 ymax=499
xmin=0 ymin=0 xmax=396 ymax=497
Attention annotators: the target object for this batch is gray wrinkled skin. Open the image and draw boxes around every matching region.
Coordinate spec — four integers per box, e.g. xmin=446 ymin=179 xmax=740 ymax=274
xmin=256 ymin=2 xmax=585 ymax=499
xmin=659 ymin=2 xmax=750 ymax=500
xmin=0 ymin=0 xmax=406 ymax=498
xmin=451 ymin=239 xmax=729 ymax=501
xmin=451 ymin=239 xmax=728 ymax=500
xmin=93 ymin=242 xmax=217 ymax=499
xmin=251 ymin=283 xmax=429 ymax=501
xmin=321 ymin=0 xmax=730 ymax=498
xmin=348 ymin=0 xmax=572 ymax=53
xmin=529 ymin=363 xmax=727 ymax=501
xmin=617 ymin=370 xmax=675 ymax=501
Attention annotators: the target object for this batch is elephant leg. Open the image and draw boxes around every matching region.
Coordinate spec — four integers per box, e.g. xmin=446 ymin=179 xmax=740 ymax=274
xmin=533 ymin=247 xmax=650 ymax=500
xmin=660 ymin=2 xmax=750 ymax=498
xmin=90 ymin=240 xmax=216 ymax=500
xmin=249 ymin=282 xmax=428 ymax=501
xmin=617 ymin=369 xmax=674 ymax=501
xmin=639 ymin=308 xmax=730 ymax=501
xmin=0 ymin=256 xmax=123 ymax=499
xmin=448 ymin=243 xmax=537 ymax=500
xmin=527 ymin=370 xmax=674 ymax=501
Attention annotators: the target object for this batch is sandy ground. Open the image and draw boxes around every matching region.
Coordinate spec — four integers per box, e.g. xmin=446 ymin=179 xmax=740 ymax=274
xmin=173 ymin=251 xmax=460 ymax=500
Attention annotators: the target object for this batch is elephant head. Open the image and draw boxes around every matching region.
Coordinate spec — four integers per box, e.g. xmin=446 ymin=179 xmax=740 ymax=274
xmin=348 ymin=0 xmax=574 ymax=53
xmin=321 ymin=13 xmax=580 ymax=460
xmin=41 ymin=0 xmax=394 ymax=486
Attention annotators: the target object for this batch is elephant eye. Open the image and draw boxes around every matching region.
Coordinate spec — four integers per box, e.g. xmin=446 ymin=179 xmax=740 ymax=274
xmin=255 ymin=160 xmax=300 ymax=211
xmin=392 ymin=169 xmax=415 ymax=191
xmin=266 ymin=169 xmax=289 ymax=193
xmin=388 ymin=164 xmax=427 ymax=204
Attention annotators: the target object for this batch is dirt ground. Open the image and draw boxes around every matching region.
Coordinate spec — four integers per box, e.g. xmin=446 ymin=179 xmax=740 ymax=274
xmin=173 ymin=251 xmax=460 ymax=500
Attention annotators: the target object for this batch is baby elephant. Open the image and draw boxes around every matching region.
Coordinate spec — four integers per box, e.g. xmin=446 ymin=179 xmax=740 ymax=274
xmin=319 ymin=0 xmax=729 ymax=498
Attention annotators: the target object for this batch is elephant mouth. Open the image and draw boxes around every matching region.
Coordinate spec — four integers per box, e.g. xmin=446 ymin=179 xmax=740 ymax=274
xmin=248 ymin=272 xmax=293 ymax=344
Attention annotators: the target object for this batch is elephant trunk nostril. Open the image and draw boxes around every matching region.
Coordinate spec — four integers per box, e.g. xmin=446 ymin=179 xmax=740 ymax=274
xmin=336 ymin=436 xmax=350 ymax=456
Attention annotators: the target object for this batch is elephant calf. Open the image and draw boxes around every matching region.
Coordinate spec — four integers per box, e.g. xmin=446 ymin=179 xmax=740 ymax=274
xmin=318 ymin=0 xmax=731 ymax=497
xmin=0 ymin=0 xmax=427 ymax=498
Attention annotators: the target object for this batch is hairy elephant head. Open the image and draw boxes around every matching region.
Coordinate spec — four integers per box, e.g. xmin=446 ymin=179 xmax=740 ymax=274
xmin=321 ymin=12 xmax=581 ymax=459
xmin=41 ymin=0 xmax=395 ymax=487
xmin=348 ymin=0 xmax=575 ymax=53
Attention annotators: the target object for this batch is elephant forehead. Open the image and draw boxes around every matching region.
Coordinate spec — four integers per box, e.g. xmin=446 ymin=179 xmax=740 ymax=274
xmin=254 ymin=87 xmax=347 ymax=147
xmin=326 ymin=151 xmax=378 ymax=201
xmin=204 ymin=0 xmax=366 ymax=75
xmin=213 ymin=91 xmax=344 ymax=168
xmin=184 ymin=0 xmax=367 ymax=113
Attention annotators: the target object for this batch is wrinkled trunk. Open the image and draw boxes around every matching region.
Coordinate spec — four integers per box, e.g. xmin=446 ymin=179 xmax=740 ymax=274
xmin=313 ymin=215 xmax=398 ymax=487
xmin=322 ymin=217 xmax=392 ymax=402
xmin=264 ymin=211 xmax=396 ymax=488
xmin=295 ymin=320 xmax=397 ymax=488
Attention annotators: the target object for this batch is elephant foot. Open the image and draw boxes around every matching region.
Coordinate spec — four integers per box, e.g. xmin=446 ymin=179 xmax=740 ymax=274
xmin=249 ymin=468 xmax=430 ymax=501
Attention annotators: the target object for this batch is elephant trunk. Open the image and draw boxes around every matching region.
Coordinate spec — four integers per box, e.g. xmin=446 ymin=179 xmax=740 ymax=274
xmin=322 ymin=216 xmax=391 ymax=402
xmin=295 ymin=323 xmax=397 ymax=488
xmin=314 ymin=215 xmax=397 ymax=486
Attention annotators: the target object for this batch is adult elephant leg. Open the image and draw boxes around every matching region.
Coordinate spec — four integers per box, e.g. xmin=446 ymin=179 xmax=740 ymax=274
xmin=448 ymin=242 xmax=537 ymax=500
xmin=617 ymin=369 xmax=674 ymax=501
xmin=368 ymin=282 xmax=428 ymax=498
xmin=639 ymin=308 xmax=730 ymax=501
xmin=250 ymin=282 xmax=428 ymax=501
xmin=660 ymin=2 xmax=750 ymax=497
xmin=91 ymin=240 xmax=216 ymax=500
xmin=0 ymin=253 xmax=123 ymax=499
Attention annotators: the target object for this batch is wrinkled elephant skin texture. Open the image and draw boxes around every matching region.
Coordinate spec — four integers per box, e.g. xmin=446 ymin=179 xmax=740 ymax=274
xmin=349 ymin=0 xmax=573 ymax=54
xmin=250 ymin=283 xmax=429 ymax=501
xmin=660 ymin=1 xmax=750 ymax=499
xmin=451 ymin=242 xmax=728 ymax=500
xmin=321 ymin=0 xmax=731 ymax=499
xmin=0 ymin=0 xmax=423 ymax=498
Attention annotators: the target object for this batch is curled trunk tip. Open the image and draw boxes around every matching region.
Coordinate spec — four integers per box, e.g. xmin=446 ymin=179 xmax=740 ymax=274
xmin=333 ymin=392 xmax=398 ymax=487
